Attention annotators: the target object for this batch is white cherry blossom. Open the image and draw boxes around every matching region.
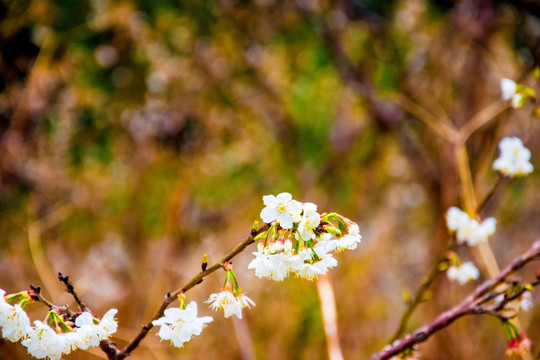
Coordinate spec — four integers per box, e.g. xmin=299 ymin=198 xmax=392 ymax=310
xmin=248 ymin=252 xmax=290 ymax=281
xmin=152 ymin=301 xmax=213 ymax=348
xmin=74 ymin=312 xmax=106 ymax=350
xmin=493 ymin=137 xmax=533 ymax=177
xmin=456 ymin=217 xmax=496 ymax=246
xmin=519 ymin=291 xmax=534 ymax=312
xmin=445 ymin=207 xmax=496 ymax=246
xmin=335 ymin=224 xmax=362 ymax=252
xmin=98 ymin=308 xmax=118 ymax=337
xmin=0 ymin=289 xmax=31 ymax=342
xmin=206 ymin=290 xmax=255 ymax=319
xmin=297 ymin=202 xmax=320 ymax=240
xmin=61 ymin=332 xmax=81 ymax=355
xmin=447 ymin=262 xmax=479 ymax=285
xmin=21 ymin=321 xmax=65 ymax=360
xmin=446 ymin=207 xmax=470 ymax=231
xmin=260 ymin=192 xmax=302 ymax=229
xmin=251 ymin=194 xmax=361 ymax=281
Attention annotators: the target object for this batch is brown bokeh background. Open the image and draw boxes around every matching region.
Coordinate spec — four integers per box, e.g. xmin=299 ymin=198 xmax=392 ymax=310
xmin=1 ymin=0 xmax=540 ymax=359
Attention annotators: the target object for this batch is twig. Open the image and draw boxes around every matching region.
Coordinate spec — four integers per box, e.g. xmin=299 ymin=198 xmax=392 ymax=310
xmin=458 ymin=100 xmax=509 ymax=142
xmin=389 ymin=253 xmax=450 ymax=342
xmin=28 ymin=285 xmax=75 ymax=317
xmin=370 ymin=239 xmax=540 ymax=360
xmin=476 ymin=175 xmax=505 ymax=215
xmin=58 ymin=272 xmax=88 ymax=313
xmin=106 ymin=224 xmax=269 ymax=360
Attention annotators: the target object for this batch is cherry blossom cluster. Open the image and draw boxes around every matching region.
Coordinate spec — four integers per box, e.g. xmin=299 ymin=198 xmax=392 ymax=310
xmin=444 ymin=208 xmax=494 ymax=286
xmin=249 ymin=192 xmax=361 ymax=281
xmin=206 ymin=262 xmax=255 ymax=319
xmin=493 ymin=137 xmax=533 ymax=177
xmin=152 ymin=295 xmax=213 ymax=348
xmin=446 ymin=262 xmax=479 ymax=285
xmin=0 ymin=289 xmax=117 ymax=360
xmin=446 ymin=207 xmax=496 ymax=247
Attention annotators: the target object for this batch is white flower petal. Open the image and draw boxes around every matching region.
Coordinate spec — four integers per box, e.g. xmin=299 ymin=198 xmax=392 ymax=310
xmin=152 ymin=301 xmax=212 ymax=348
xmin=501 ymin=78 xmax=517 ymax=100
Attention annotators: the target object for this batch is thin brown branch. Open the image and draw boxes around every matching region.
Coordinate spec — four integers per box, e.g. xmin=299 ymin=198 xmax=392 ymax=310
xmin=389 ymin=253 xmax=450 ymax=342
xmin=28 ymin=284 xmax=75 ymax=317
xmin=476 ymin=175 xmax=505 ymax=215
xmin=392 ymin=94 xmax=459 ymax=143
xmin=458 ymin=100 xmax=509 ymax=141
xmin=58 ymin=272 xmax=88 ymax=313
xmin=371 ymin=239 xmax=540 ymax=360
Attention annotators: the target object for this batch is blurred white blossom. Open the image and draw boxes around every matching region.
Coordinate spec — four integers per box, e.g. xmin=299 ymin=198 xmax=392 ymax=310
xmin=501 ymin=78 xmax=517 ymax=100
xmin=0 ymin=290 xmax=31 ymax=342
xmin=493 ymin=137 xmax=533 ymax=177
xmin=447 ymin=262 xmax=479 ymax=285
xmin=446 ymin=207 xmax=470 ymax=231
xmin=445 ymin=207 xmax=496 ymax=246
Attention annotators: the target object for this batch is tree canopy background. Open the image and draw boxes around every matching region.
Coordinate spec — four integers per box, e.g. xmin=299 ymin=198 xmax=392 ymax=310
xmin=1 ymin=0 xmax=540 ymax=359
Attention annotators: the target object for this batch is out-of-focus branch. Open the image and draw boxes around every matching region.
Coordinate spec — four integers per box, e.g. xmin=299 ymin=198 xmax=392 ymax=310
xmin=476 ymin=175 xmax=505 ymax=215
xmin=458 ymin=100 xmax=509 ymax=142
xmin=370 ymin=239 xmax=540 ymax=360
xmin=317 ymin=276 xmax=344 ymax=360
xmin=390 ymin=252 xmax=450 ymax=342
xmin=109 ymin=224 xmax=269 ymax=360
xmin=392 ymin=94 xmax=458 ymax=143
xmin=27 ymin=212 xmax=62 ymax=300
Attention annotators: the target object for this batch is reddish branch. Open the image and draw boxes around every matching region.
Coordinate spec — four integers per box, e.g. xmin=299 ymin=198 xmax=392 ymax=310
xmin=370 ymin=239 xmax=540 ymax=360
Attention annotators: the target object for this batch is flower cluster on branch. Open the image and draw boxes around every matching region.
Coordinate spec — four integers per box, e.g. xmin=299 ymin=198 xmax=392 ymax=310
xmin=0 ymin=289 xmax=117 ymax=360
xmin=249 ymin=192 xmax=361 ymax=281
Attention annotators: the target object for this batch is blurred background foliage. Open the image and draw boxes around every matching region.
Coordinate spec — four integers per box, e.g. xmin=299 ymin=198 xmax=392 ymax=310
xmin=1 ymin=0 xmax=540 ymax=359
